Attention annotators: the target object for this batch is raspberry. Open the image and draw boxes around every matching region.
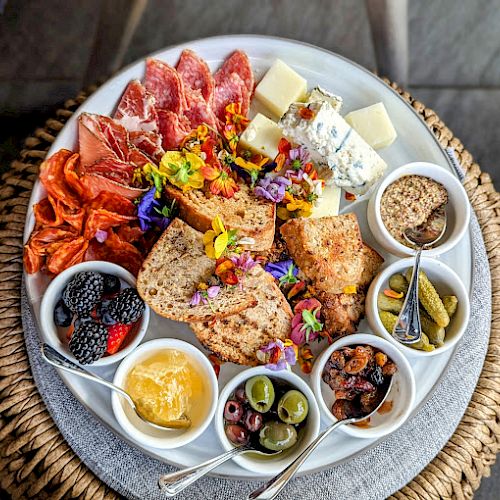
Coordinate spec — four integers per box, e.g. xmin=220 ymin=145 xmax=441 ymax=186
xmin=106 ymin=323 xmax=133 ymax=354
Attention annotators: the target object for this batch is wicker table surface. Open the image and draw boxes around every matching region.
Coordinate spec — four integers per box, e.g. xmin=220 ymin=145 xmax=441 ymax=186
xmin=0 ymin=81 xmax=499 ymax=500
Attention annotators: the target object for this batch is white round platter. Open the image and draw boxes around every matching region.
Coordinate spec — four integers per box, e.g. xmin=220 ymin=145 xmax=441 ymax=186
xmin=23 ymin=35 xmax=472 ymax=479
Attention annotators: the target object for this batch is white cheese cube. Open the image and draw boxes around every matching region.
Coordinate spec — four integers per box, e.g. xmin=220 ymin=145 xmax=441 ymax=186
xmin=311 ymin=185 xmax=342 ymax=218
xmin=345 ymin=102 xmax=397 ymax=149
xmin=255 ymin=59 xmax=307 ymax=118
xmin=307 ymin=86 xmax=343 ymax=112
xmin=239 ymin=113 xmax=283 ymax=159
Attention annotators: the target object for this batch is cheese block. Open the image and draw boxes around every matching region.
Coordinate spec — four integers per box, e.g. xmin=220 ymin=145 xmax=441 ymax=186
xmin=311 ymin=185 xmax=342 ymax=218
xmin=255 ymin=59 xmax=307 ymax=117
xmin=345 ymin=102 xmax=397 ymax=149
xmin=307 ymin=86 xmax=343 ymax=112
xmin=279 ymin=100 xmax=387 ymax=195
xmin=239 ymin=113 xmax=283 ymax=159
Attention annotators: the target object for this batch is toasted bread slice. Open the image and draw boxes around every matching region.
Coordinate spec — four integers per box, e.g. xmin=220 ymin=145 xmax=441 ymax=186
xmin=317 ymin=291 xmax=365 ymax=336
xmin=358 ymin=243 xmax=384 ymax=289
xmin=164 ymin=182 xmax=275 ymax=251
xmin=191 ymin=266 xmax=293 ymax=365
xmin=280 ymin=214 xmax=364 ymax=294
xmin=137 ymin=218 xmax=257 ymax=322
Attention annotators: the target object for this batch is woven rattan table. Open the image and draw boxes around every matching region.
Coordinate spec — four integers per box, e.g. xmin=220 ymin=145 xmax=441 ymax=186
xmin=0 ymin=82 xmax=499 ymax=500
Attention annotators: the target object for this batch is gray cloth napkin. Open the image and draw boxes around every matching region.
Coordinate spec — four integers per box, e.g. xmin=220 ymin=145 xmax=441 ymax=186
xmin=22 ymin=162 xmax=491 ymax=500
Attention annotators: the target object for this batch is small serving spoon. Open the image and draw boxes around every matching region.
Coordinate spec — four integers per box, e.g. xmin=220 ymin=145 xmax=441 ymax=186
xmin=247 ymin=377 xmax=394 ymax=500
xmin=41 ymin=343 xmax=187 ymax=431
xmin=159 ymin=443 xmax=281 ymax=496
xmin=392 ymin=207 xmax=447 ymax=344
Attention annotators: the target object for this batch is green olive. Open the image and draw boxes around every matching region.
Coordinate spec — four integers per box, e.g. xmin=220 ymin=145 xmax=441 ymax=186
xmin=277 ymin=390 xmax=309 ymax=424
xmin=259 ymin=421 xmax=298 ymax=451
xmin=245 ymin=375 xmax=275 ymax=413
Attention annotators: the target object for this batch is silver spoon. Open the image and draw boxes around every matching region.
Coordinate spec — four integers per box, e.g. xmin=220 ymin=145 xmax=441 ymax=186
xmin=392 ymin=207 xmax=447 ymax=344
xmin=41 ymin=343 xmax=186 ymax=431
xmin=159 ymin=442 xmax=281 ymax=496
xmin=248 ymin=377 xmax=394 ymax=500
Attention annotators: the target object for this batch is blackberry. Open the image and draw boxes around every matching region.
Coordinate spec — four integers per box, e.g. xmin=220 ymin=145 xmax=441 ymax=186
xmin=108 ymin=287 xmax=145 ymax=324
xmin=54 ymin=299 xmax=73 ymax=327
xmin=97 ymin=299 xmax=117 ymax=326
xmin=102 ymin=273 xmax=121 ymax=295
xmin=69 ymin=320 xmax=108 ymax=364
xmin=63 ymin=272 xmax=104 ymax=316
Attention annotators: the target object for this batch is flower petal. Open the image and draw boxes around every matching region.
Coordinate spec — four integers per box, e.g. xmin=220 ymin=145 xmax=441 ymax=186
xmin=214 ymin=231 xmax=229 ymax=258
xmin=212 ymin=215 xmax=225 ymax=234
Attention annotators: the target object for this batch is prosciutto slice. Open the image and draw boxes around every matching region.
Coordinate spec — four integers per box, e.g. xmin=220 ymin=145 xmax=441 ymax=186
xmin=176 ymin=49 xmax=214 ymax=103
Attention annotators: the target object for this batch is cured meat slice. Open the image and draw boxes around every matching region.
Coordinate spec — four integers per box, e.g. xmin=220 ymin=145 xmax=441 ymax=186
xmin=24 ymin=245 xmax=43 ymax=274
xmin=47 ymin=236 xmax=89 ymax=274
xmin=63 ymin=153 xmax=85 ymax=198
xmin=213 ymin=72 xmax=250 ymax=124
xmin=83 ymin=157 xmax=135 ymax=185
xmin=157 ymin=109 xmax=190 ymax=150
xmin=130 ymin=130 xmax=164 ymax=162
xmin=183 ymin=88 xmax=218 ymax=130
xmin=116 ymin=224 xmax=144 ymax=244
xmin=78 ymin=113 xmax=129 ymax=167
xmin=215 ymin=50 xmax=254 ymax=94
xmin=79 ymin=174 xmax=147 ymax=200
xmin=33 ymin=197 xmax=64 ymax=227
xmin=27 ymin=226 xmax=77 ymax=256
xmin=144 ymin=58 xmax=186 ymax=114
xmin=84 ymin=208 xmax=136 ymax=240
xmin=114 ymin=80 xmax=159 ymax=133
xmin=39 ymin=149 xmax=80 ymax=209
xmin=56 ymin=201 xmax=85 ymax=233
xmin=128 ymin=147 xmax=152 ymax=168
xmin=176 ymin=49 xmax=214 ymax=103
xmin=88 ymin=191 xmax=137 ymax=216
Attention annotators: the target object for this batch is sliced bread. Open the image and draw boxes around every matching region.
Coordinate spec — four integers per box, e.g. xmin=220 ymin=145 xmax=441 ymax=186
xmin=191 ymin=266 xmax=293 ymax=365
xmin=358 ymin=243 xmax=384 ymax=289
xmin=164 ymin=181 xmax=275 ymax=251
xmin=136 ymin=218 xmax=257 ymax=322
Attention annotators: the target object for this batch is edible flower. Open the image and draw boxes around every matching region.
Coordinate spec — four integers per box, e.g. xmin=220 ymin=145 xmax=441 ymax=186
xmin=384 ymin=288 xmax=404 ymax=299
xmin=345 ymin=192 xmax=357 ymax=201
xmin=287 ymin=281 xmax=306 ymax=300
xmin=95 ymin=229 xmax=108 ymax=243
xmin=137 ymin=187 xmax=175 ymax=231
xmin=230 ymin=251 xmax=258 ymax=273
xmin=254 ymin=174 xmax=291 ymax=203
xmin=223 ymin=103 xmax=250 ymax=151
xmin=343 ymin=285 xmax=357 ymax=294
xmin=190 ymin=285 xmax=221 ymax=306
xmin=215 ymin=257 xmax=239 ymax=285
xmin=286 ymin=146 xmax=310 ymax=171
xmin=264 ymin=259 xmax=299 ymax=286
xmin=257 ymin=339 xmax=297 ymax=371
xmin=208 ymin=354 xmax=223 ymax=379
xmin=203 ymin=215 xmax=237 ymax=259
xmin=290 ymin=298 xmax=323 ymax=345
xmin=298 ymin=344 xmax=314 ymax=374
xmin=159 ymin=150 xmax=205 ymax=191
xmin=277 ymin=192 xmax=313 ymax=220
xmin=202 ymin=163 xmax=239 ymax=198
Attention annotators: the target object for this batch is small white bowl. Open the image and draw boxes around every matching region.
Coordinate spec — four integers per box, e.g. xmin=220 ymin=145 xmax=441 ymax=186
xmin=214 ymin=366 xmax=320 ymax=475
xmin=366 ymin=257 xmax=470 ymax=358
xmin=112 ymin=338 xmax=218 ymax=449
xmin=367 ymin=162 xmax=470 ymax=257
xmin=311 ymin=333 xmax=415 ymax=439
xmin=39 ymin=261 xmax=149 ymax=366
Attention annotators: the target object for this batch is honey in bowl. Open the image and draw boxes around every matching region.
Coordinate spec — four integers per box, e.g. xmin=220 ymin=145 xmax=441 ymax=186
xmin=125 ymin=349 xmax=205 ymax=429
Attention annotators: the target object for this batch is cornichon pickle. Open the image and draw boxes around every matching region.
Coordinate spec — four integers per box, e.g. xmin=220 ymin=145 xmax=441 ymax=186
xmin=405 ymin=268 xmax=450 ymax=328
xmin=442 ymin=295 xmax=458 ymax=318
xmin=420 ymin=310 xmax=445 ymax=347
xmin=388 ymin=273 xmax=409 ymax=294
xmin=378 ymin=293 xmax=403 ymax=314
xmin=409 ymin=332 xmax=435 ymax=352
xmin=379 ymin=310 xmax=398 ymax=334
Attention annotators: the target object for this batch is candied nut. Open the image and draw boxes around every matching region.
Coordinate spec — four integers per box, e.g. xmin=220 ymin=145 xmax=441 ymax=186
xmin=334 ymin=389 xmax=357 ymax=401
xmin=375 ymin=352 xmax=388 ymax=367
xmin=329 ymin=350 xmax=346 ymax=370
xmin=382 ymin=362 xmax=397 ymax=376
xmin=344 ymin=355 xmax=369 ymax=374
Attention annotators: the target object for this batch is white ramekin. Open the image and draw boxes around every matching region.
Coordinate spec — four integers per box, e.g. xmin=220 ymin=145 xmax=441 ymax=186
xmin=112 ymin=338 xmax=218 ymax=449
xmin=39 ymin=261 xmax=149 ymax=366
xmin=214 ymin=366 xmax=320 ymax=475
xmin=367 ymin=162 xmax=470 ymax=257
xmin=311 ymin=333 xmax=416 ymax=439
xmin=366 ymin=257 xmax=470 ymax=358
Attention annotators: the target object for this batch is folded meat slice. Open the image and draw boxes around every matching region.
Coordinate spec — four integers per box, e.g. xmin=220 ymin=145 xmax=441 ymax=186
xmin=157 ymin=109 xmax=190 ymax=150
xmin=213 ymin=72 xmax=249 ymax=125
xmin=129 ymin=130 xmax=164 ymax=162
xmin=79 ymin=174 xmax=147 ymax=200
xmin=183 ymin=88 xmax=218 ymax=130
xmin=114 ymin=79 xmax=159 ymax=133
xmin=176 ymin=49 xmax=214 ymax=103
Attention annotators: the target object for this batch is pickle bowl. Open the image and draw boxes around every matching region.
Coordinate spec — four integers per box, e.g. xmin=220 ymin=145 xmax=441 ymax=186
xmin=366 ymin=257 xmax=470 ymax=358
xmin=310 ymin=333 xmax=416 ymax=439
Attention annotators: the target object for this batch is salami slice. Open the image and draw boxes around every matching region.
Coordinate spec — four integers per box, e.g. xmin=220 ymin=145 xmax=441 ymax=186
xmin=215 ymin=50 xmax=254 ymax=94
xmin=144 ymin=58 xmax=186 ymax=114
xmin=129 ymin=130 xmax=164 ymax=162
xmin=157 ymin=109 xmax=190 ymax=150
xmin=213 ymin=72 xmax=250 ymax=124
xmin=47 ymin=236 xmax=88 ymax=274
xmin=114 ymin=80 xmax=159 ymax=133
xmin=176 ymin=49 xmax=214 ymax=103
xmin=33 ymin=197 xmax=64 ymax=228
xmin=183 ymin=88 xmax=218 ymax=130
xmin=84 ymin=208 xmax=135 ymax=240
xmin=87 ymin=191 xmax=137 ymax=216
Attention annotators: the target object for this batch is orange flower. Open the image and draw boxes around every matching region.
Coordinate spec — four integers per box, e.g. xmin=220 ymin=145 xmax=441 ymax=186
xmin=215 ymin=257 xmax=239 ymax=285
xmin=202 ymin=164 xmax=239 ymax=198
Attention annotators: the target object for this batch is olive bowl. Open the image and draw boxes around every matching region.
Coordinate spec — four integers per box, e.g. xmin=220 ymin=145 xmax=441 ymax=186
xmin=214 ymin=366 xmax=320 ymax=476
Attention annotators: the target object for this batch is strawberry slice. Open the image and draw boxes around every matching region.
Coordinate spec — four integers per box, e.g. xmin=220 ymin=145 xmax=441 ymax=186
xmin=106 ymin=323 xmax=133 ymax=355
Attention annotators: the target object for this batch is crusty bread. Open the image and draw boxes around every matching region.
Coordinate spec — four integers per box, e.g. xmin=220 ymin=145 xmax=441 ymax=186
xmin=358 ymin=243 xmax=384 ymax=289
xmin=164 ymin=182 xmax=275 ymax=251
xmin=280 ymin=214 xmax=364 ymax=294
xmin=316 ymin=291 xmax=365 ymax=336
xmin=191 ymin=266 xmax=293 ymax=365
xmin=137 ymin=218 xmax=257 ymax=322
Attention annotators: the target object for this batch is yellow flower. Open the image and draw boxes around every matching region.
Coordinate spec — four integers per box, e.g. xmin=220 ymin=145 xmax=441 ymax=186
xmin=203 ymin=215 xmax=229 ymax=259
xmin=287 ymin=198 xmax=313 ymax=217
xmin=159 ymin=151 xmax=205 ymax=192
xmin=234 ymin=155 xmax=268 ymax=173
xmin=343 ymin=285 xmax=357 ymax=294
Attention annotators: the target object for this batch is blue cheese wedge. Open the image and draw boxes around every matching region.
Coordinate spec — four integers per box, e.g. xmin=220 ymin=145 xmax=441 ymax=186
xmin=279 ymin=100 xmax=387 ymax=195
xmin=239 ymin=113 xmax=282 ymax=159
xmin=311 ymin=185 xmax=342 ymax=218
xmin=255 ymin=59 xmax=307 ymax=118
xmin=345 ymin=102 xmax=397 ymax=149
xmin=307 ymin=86 xmax=343 ymax=112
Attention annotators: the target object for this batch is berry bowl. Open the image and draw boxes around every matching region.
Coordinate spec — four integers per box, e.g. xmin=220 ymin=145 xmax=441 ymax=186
xmin=39 ymin=261 xmax=150 ymax=367
xmin=214 ymin=366 xmax=320 ymax=475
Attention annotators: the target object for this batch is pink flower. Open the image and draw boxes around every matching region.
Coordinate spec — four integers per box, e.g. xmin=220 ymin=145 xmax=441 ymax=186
xmin=189 ymin=286 xmax=221 ymax=306
xmin=289 ymin=298 xmax=323 ymax=345
xmin=230 ymin=252 xmax=257 ymax=273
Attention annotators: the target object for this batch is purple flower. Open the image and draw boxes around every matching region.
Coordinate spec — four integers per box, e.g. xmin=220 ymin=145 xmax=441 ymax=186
xmin=286 ymin=146 xmax=310 ymax=170
xmin=190 ymin=286 xmax=220 ymax=306
xmin=207 ymin=285 xmax=221 ymax=299
xmin=190 ymin=291 xmax=202 ymax=306
xmin=95 ymin=229 xmax=108 ymax=243
xmin=256 ymin=339 xmax=297 ymax=371
xmin=137 ymin=187 xmax=173 ymax=232
xmin=254 ymin=174 xmax=291 ymax=203
xmin=265 ymin=259 xmax=299 ymax=286
xmin=231 ymin=252 xmax=257 ymax=273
